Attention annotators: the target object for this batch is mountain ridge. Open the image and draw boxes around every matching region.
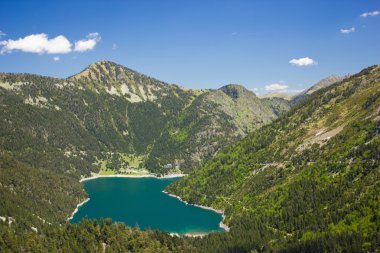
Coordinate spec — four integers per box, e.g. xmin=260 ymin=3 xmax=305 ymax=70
xmin=167 ymin=65 xmax=380 ymax=252
xmin=0 ymin=64 xmax=379 ymax=252
xmin=0 ymin=60 xmax=290 ymax=175
xmin=291 ymin=74 xmax=347 ymax=104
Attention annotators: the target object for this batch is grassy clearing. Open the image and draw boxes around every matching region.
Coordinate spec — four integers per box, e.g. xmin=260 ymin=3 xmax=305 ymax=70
xmin=99 ymin=153 xmax=148 ymax=175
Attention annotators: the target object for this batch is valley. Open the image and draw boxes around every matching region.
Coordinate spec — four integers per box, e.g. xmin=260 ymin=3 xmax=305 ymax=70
xmin=0 ymin=63 xmax=379 ymax=252
xmin=0 ymin=60 xmax=289 ymax=178
xmin=2 ymin=1 xmax=379 ymax=251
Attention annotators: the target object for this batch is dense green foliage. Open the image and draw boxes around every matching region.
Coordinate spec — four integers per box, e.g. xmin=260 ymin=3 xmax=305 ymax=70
xmin=146 ymin=85 xmax=290 ymax=174
xmin=0 ymin=218 xmax=196 ymax=252
xmin=1 ymin=62 xmax=378 ymax=252
xmin=168 ymin=65 xmax=380 ymax=251
xmin=0 ymin=151 xmax=194 ymax=252
xmin=0 ymin=153 xmax=86 ymax=226
xmin=0 ymin=61 xmax=287 ymax=176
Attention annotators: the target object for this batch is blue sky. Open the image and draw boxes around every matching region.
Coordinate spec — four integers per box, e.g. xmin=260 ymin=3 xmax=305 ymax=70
xmin=0 ymin=0 xmax=379 ymax=93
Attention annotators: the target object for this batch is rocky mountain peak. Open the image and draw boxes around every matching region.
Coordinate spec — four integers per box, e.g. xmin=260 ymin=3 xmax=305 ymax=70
xmin=68 ymin=60 xmax=138 ymax=82
xmin=219 ymin=84 xmax=253 ymax=100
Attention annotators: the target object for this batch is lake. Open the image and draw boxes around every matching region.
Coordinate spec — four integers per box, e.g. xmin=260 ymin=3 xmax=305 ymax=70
xmin=70 ymin=177 xmax=224 ymax=235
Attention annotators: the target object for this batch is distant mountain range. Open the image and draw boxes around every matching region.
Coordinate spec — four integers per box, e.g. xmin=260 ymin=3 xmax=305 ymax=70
xmin=259 ymin=75 xmax=347 ymax=103
xmin=290 ymin=75 xmax=347 ymax=104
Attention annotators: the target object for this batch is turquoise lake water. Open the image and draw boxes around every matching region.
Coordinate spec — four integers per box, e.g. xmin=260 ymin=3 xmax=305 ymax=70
xmin=70 ymin=177 xmax=223 ymax=235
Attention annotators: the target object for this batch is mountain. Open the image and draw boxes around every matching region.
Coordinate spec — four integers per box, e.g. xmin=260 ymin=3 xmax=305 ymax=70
xmin=0 ymin=61 xmax=290 ymax=176
xmin=69 ymin=60 xmax=187 ymax=104
xmin=0 ymin=60 xmax=292 ymax=251
xmin=167 ymin=65 xmax=380 ymax=252
xmin=304 ymin=75 xmax=346 ymax=95
xmin=291 ymin=75 xmax=346 ymax=104
xmin=0 ymin=64 xmax=378 ymax=252
xmin=146 ymin=84 xmax=290 ymax=174
xmin=260 ymin=75 xmax=346 ymax=103
xmin=0 ymin=64 xmax=193 ymax=177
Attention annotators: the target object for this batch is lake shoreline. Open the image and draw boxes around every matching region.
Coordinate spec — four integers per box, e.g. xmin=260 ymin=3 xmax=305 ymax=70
xmin=79 ymin=173 xmax=186 ymax=182
xmin=162 ymin=190 xmax=230 ymax=233
xmin=67 ymin=198 xmax=90 ymax=221
xmin=70 ymin=173 xmax=186 ymax=222
xmin=71 ymin=173 xmax=228 ymax=236
xmin=170 ymin=232 xmax=219 ymax=238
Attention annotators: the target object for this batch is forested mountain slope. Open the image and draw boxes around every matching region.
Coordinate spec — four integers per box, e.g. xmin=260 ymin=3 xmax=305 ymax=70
xmin=0 ymin=61 xmax=288 ymax=252
xmin=146 ymin=84 xmax=289 ymax=174
xmin=0 ymin=64 xmax=378 ymax=252
xmin=0 ymin=155 xmax=195 ymax=252
xmin=167 ymin=65 xmax=380 ymax=252
xmin=0 ymin=61 xmax=195 ymax=175
xmin=0 ymin=61 xmax=288 ymax=176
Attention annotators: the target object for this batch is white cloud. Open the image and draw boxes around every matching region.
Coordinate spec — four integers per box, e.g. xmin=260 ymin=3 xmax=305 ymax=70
xmin=250 ymin=87 xmax=260 ymax=95
xmin=112 ymin=43 xmax=118 ymax=50
xmin=74 ymin=32 xmax=101 ymax=52
xmin=52 ymin=56 xmax=60 ymax=61
xmin=0 ymin=31 xmax=6 ymax=38
xmin=289 ymin=57 xmax=317 ymax=67
xmin=265 ymin=83 xmax=288 ymax=91
xmin=361 ymin=10 xmax=380 ymax=18
xmin=0 ymin=34 xmax=72 ymax=54
xmin=340 ymin=27 xmax=355 ymax=34
xmin=0 ymin=32 xmax=101 ymax=55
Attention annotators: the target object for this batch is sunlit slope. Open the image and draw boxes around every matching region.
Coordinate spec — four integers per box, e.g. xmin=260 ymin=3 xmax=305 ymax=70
xmin=0 ymin=62 xmax=289 ymax=175
xmin=168 ymin=66 xmax=380 ymax=251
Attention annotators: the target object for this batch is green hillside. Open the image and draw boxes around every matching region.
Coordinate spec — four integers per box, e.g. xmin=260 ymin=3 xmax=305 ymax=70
xmin=0 ymin=61 xmax=288 ymax=176
xmin=146 ymin=84 xmax=290 ymax=174
xmin=1 ymin=63 xmax=378 ymax=252
xmin=167 ymin=65 xmax=380 ymax=252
